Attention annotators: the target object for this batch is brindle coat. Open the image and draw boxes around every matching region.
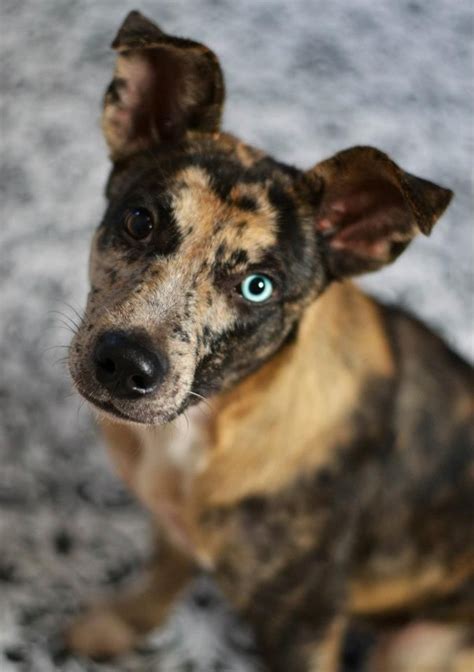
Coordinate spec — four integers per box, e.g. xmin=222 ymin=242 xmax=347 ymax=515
xmin=66 ymin=11 xmax=474 ymax=671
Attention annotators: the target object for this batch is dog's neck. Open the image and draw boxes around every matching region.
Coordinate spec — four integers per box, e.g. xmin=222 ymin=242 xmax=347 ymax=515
xmin=196 ymin=281 xmax=396 ymax=507
xmin=127 ymin=281 xmax=395 ymax=553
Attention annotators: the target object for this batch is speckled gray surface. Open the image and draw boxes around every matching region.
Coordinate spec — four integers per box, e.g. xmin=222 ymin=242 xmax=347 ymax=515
xmin=1 ymin=1 xmax=473 ymax=670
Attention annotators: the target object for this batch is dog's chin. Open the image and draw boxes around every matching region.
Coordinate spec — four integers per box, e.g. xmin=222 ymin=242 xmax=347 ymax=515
xmin=76 ymin=388 xmax=189 ymax=426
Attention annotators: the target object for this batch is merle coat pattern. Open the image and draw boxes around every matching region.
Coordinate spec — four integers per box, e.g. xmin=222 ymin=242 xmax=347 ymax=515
xmin=66 ymin=11 xmax=474 ymax=671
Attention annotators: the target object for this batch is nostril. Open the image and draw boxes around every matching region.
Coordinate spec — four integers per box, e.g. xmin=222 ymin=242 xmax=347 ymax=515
xmin=129 ymin=374 xmax=147 ymax=391
xmin=99 ymin=357 xmax=116 ymax=374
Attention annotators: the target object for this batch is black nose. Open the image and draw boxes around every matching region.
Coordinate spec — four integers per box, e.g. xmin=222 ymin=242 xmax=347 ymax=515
xmin=93 ymin=331 xmax=167 ymax=400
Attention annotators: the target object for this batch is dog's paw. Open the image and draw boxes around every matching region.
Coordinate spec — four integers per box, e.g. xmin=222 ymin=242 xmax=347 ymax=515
xmin=64 ymin=606 xmax=137 ymax=660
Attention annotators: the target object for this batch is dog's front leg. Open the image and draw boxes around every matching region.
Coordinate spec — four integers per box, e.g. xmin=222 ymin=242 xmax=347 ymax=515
xmin=65 ymin=537 xmax=195 ymax=659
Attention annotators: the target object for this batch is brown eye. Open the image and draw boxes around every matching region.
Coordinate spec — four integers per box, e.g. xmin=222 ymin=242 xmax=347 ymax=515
xmin=124 ymin=208 xmax=154 ymax=241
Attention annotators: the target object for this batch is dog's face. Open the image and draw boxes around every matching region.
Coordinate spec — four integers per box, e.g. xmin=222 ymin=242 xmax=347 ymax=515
xmin=69 ymin=11 xmax=452 ymax=425
xmin=69 ymin=139 xmax=323 ymax=423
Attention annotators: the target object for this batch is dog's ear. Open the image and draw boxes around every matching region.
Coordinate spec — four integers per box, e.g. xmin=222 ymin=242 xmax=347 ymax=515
xmin=304 ymin=146 xmax=453 ymax=278
xmin=102 ymin=11 xmax=225 ymax=160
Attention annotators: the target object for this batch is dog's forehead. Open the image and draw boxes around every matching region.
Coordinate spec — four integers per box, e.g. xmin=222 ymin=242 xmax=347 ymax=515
xmin=170 ymin=164 xmax=278 ymax=255
xmin=110 ymin=138 xmax=305 ymax=261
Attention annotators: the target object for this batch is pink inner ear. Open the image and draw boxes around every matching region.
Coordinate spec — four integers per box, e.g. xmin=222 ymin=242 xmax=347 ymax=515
xmin=117 ymin=54 xmax=156 ymax=112
xmin=316 ymin=180 xmax=409 ymax=260
xmin=108 ymin=53 xmax=158 ymax=142
xmin=104 ymin=52 xmax=154 ymax=145
xmin=105 ymin=48 xmax=190 ymax=147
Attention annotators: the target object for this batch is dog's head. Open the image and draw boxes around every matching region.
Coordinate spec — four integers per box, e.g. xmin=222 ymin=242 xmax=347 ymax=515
xmin=69 ymin=11 xmax=452 ymax=424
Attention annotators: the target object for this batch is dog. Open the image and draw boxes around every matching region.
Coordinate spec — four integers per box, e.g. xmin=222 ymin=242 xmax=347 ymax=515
xmin=66 ymin=10 xmax=473 ymax=671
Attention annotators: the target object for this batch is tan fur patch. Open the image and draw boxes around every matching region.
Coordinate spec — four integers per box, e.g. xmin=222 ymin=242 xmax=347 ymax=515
xmin=306 ymin=617 xmax=347 ymax=672
xmin=172 ymin=165 xmax=278 ymax=255
xmin=192 ymin=281 xmax=395 ymax=510
xmin=350 ymin=558 xmax=474 ymax=615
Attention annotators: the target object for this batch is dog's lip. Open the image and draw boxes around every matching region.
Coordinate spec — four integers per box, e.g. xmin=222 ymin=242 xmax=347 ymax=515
xmin=73 ymin=381 xmax=194 ymax=425
xmin=76 ymin=387 xmax=149 ymax=424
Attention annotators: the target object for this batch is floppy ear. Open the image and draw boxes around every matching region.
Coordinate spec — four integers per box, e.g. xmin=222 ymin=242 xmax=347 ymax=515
xmin=305 ymin=146 xmax=453 ymax=278
xmin=102 ymin=10 xmax=225 ymax=160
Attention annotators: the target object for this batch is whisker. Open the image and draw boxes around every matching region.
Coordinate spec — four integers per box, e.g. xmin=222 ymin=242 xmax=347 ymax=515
xmin=51 ymin=322 xmax=79 ymax=336
xmin=76 ymin=397 xmax=87 ymax=424
xmin=182 ymin=409 xmax=190 ymax=435
xmin=53 ymin=356 xmax=70 ymax=367
xmin=48 ymin=310 xmax=81 ymax=332
xmin=188 ymin=390 xmax=214 ymax=415
xmin=62 ymin=301 xmax=85 ymax=326
xmin=41 ymin=344 xmax=71 ymax=356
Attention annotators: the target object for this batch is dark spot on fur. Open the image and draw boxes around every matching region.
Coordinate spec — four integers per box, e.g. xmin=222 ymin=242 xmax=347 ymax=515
xmin=213 ymin=248 xmax=249 ymax=284
xmin=234 ymin=195 xmax=258 ymax=211
xmin=230 ymin=249 xmax=248 ymax=267
xmin=240 ymin=496 xmax=267 ymax=518
xmin=202 ymin=324 xmax=213 ymax=347
xmin=213 ymin=220 xmax=227 ymax=234
xmin=172 ymin=324 xmax=191 ymax=343
xmin=268 ymin=183 xmax=305 ymax=263
xmin=215 ymin=243 xmax=226 ymax=260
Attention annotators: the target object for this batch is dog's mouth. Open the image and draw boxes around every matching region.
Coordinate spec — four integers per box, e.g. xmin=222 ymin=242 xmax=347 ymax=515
xmin=74 ymin=384 xmax=193 ymax=426
xmin=77 ymin=387 xmax=149 ymax=424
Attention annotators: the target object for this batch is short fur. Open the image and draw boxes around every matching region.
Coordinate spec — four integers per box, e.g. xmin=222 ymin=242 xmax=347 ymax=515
xmin=66 ymin=11 xmax=474 ymax=671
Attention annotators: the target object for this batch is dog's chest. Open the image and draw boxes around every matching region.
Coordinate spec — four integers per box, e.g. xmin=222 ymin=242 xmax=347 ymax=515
xmin=134 ymin=405 xmax=211 ymax=553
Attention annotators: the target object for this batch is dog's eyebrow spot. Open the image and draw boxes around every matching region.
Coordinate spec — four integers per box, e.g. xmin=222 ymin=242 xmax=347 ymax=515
xmin=233 ymin=195 xmax=258 ymax=212
xmin=230 ymin=249 xmax=248 ymax=266
xmin=212 ymin=247 xmax=250 ymax=285
xmin=171 ymin=324 xmax=191 ymax=343
xmin=202 ymin=324 xmax=213 ymax=347
xmin=213 ymin=220 xmax=227 ymax=234
xmin=214 ymin=244 xmax=248 ymax=267
xmin=215 ymin=243 xmax=227 ymax=260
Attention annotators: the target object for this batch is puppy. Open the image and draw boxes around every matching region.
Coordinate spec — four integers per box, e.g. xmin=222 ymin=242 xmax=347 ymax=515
xmin=67 ymin=11 xmax=473 ymax=671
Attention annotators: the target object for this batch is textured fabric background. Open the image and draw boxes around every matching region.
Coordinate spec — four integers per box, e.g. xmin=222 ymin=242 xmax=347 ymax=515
xmin=1 ymin=1 xmax=473 ymax=670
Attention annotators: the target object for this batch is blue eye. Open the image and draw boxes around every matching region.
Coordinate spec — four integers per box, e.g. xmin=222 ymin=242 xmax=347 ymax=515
xmin=239 ymin=274 xmax=274 ymax=303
